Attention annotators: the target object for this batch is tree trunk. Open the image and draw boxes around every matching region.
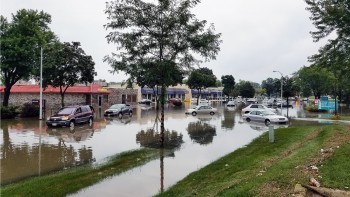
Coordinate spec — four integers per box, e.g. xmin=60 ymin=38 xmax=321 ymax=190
xmin=160 ymin=85 xmax=166 ymax=148
xmin=2 ymin=87 xmax=11 ymax=107
xmin=61 ymin=93 xmax=65 ymax=108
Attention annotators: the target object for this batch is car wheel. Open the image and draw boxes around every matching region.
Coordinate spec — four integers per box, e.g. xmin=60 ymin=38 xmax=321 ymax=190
xmin=246 ymin=118 xmax=251 ymax=122
xmin=265 ymin=119 xmax=271 ymax=125
xmin=118 ymin=113 xmax=123 ymax=119
xmin=88 ymin=117 xmax=93 ymax=126
xmin=192 ymin=111 xmax=197 ymax=116
xmin=69 ymin=121 xmax=75 ymax=129
xmin=210 ymin=111 xmax=215 ymax=115
xmin=129 ymin=111 xmax=133 ymax=117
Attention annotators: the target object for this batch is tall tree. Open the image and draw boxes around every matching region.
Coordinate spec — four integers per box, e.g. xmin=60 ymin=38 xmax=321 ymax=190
xmin=0 ymin=9 xmax=55 ymax=106
xmin=296 ymin=66 xmax=334 ymax=98
xmin=234 ymin=80 xmax=255 ymax=98
xmin=187 ymin=67 xmax=217 ymax=105
xmin=104 ymin=0 xmax=221 ymax=146
xmin=305 ymin=0 xmax=350 ymax=115
xmin=261 ymin=78 xmax=278 ymax=97
xmin=43 ymin=42 xmax=96 ymax=107
xmin=221 ymin=75 xmax=235 ymax=101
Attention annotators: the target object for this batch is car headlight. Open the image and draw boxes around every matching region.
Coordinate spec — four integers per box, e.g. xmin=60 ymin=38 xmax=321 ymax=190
xmin=47 ymin=117 xmax=50 ymax=121
xmin=61 ymin=116 xmax=69 ymax=120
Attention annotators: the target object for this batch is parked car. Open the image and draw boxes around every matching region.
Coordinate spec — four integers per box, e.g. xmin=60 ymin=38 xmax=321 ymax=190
xmin=138 ymin=99 xmax=152 ymax=105
xmin=241 ymin=104 xmax=276 ymax=114
xmin=242 ymin=110 xmax=288 ymax=125
xmin=226 ymin=101 xmax=235 ymax=107
xmin=168 ymin=98 xmax=182 ymax=106
xmin=185 ymin=105 xmax=217 ymax=116
xmin=104 ymin=104 xmax=133 ymax=118
xmin=46 ymin=105 xmax=94 ymax=129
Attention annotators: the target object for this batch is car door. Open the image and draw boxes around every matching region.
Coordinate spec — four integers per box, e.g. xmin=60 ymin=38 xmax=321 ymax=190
xmin=254 ymin=111 xmax=263 ymax=122
xmin=75 ymin=107 xmax=83 ymax=123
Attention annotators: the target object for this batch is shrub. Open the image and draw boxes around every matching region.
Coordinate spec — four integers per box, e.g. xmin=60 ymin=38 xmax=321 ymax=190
xmin=20 ymin=103 xmax=40 ymax=117
xmin=1 ymin=105 xmax=20 ymax=119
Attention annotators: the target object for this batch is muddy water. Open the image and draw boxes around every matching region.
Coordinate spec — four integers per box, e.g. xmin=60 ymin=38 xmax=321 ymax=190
xmin=1 ymin=102 xmax=346 ymax=196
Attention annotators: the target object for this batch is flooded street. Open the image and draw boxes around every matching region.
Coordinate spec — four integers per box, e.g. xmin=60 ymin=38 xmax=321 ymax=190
xmin=1 ymin=101 xmax=347 ymax=196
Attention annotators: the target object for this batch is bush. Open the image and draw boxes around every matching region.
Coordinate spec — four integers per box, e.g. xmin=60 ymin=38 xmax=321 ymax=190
xmin=1 ymin=105 xmax=20 ymax=119
xmin=305 ymin=105 xmax=328 ymax=112
xmin=20 ymin=103 xmax=40 ymax=117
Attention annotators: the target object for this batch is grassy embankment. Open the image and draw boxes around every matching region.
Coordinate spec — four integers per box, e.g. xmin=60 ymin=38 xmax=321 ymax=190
xmin=156 ymin=124 xmax=350 ymax=197
xmin=0 ymin=148 xmax=160 ymax=197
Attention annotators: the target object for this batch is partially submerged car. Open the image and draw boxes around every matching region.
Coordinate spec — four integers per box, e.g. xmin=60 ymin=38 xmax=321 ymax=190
xmin=241 ymin=104 xmax=276 ymax=114
xmin=46 ymin=105 xmax=94 ymax=129
xmin=185 ymin=105 xmax=217 ymax=116
xmin=104 ymin=104 xmax=133 ymax=118
xmin=242 ymin=110 xmax=288 ymax=125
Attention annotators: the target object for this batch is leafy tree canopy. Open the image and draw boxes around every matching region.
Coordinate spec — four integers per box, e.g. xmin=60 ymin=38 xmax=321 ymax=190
xmin=221 ymin=75 xmax=235 ymax=97
xmin=187 ymin=67 xmax=217 ymax=91
xmin=0 ymin=9 xmax=55 ymax=106
xmin=234 ymin=80 xmax=255 ymax=98
xmin=43 ymin=41 xmax=96 ymax=107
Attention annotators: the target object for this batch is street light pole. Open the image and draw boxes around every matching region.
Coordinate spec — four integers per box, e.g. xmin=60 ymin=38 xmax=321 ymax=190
xmin=39 ymin=47 xmax=43 ymax=120
xmin=273 ymin=70 xmax=283 ymax=114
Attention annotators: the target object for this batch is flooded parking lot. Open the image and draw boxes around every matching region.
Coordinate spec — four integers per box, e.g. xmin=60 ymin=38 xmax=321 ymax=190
xmin=1 ymin=101 xmax=347 ymax=196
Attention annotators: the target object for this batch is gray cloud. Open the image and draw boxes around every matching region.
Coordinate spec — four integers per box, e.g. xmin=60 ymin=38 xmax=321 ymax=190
xmin=1 ymin=0 xmax=325 ymax=84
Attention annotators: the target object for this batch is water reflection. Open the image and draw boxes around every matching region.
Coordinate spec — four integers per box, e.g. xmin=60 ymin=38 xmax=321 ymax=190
xmin=2 ymin=102 xmax=349 ymax=196
xmin=221 ymin=107 xmax=236 ymax=130
xmin=187 ymin=119 xmax=216 ymax=145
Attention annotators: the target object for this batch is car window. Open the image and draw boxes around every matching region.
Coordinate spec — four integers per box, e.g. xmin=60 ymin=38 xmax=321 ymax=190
xmin=75 ymin=107 xmax=82 ymax=114
xmin=57 ymin=108 xmax=75 ymax=115
xmin=258 ymin=105 xmax=264 ymax=109
xmin=250 ymin=111 xmax=256 ymax=115
xmin=251 ymin=105 xmax=258 ymax=108
xmin=81 ymin=106 xmax=88 ymax=112
xmin=256 ymin=111 xmax=261 ymax=115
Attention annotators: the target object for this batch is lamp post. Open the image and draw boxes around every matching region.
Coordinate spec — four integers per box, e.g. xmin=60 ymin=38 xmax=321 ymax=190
xmin=273 ymin=70 xmax=283 ymax=114
xmin=39 ymin=47 xmax=43 ymax=120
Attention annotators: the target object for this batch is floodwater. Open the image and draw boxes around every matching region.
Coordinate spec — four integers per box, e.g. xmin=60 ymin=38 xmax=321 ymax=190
xmin=1 ymin=101 xmax=347 ymax=196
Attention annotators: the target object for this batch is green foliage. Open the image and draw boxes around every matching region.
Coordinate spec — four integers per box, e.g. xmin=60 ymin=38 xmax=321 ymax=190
xmin=234 ymin=80 xmax=255 ymax=98
xmin=1 ymin=105 xmax=19 ymax=119
xmin=20 ymin=103 xmax=39 ymax=117
xmin=187 ymin=67 xmax=217 ymax=91
xmin=296 ymin=66 xmax=334 ymax=98
xmin=261 ymin=78 xmax=279 ymax=97
xmin=0 ymin=9 xmax=55 ymax=106
xmin=221 ymin=75 xmax=235 ymax=97
xmin=43 ymin=41 xmax=96 ymax=107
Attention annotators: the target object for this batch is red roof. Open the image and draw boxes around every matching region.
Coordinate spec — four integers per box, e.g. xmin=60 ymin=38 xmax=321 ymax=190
xmin=0 ymin=84 xmax=111 ymax=94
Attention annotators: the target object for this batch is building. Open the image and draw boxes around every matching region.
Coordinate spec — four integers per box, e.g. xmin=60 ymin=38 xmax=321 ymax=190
xmin=0 ymin=84 xmax=111 ymax=110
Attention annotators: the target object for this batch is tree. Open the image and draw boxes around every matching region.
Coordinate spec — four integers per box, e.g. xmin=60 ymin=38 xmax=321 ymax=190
xmin=296 ymin=66 xmax=334 ymax=98
xmin=221 ymin=75 xmax=235 ymax=101
xmin=0 ymin=9 xmax=55 ymax=106
xmin=305 ymin=0 xmax=350 ymax=115
xmin=234 ymin=80 xmax=255 ymax=98
xmin=261 ymin=78 xmax=279 ymax=97
xmin=187 ymin=67 xmax=217 ymax=105
xmin=43 ymin=42 xmax=96 ymax=107
xmin=104 ymin=0 xmax=221 ymax=146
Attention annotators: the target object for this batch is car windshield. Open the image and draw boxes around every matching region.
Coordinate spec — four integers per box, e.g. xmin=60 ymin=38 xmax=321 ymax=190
xmin=261 ymin=111 xmax=276 ymax=116
xmin=57 ymin=108 xmax=75 ymax=115
xmin=110 ymin=104 xmax=123 ymax=109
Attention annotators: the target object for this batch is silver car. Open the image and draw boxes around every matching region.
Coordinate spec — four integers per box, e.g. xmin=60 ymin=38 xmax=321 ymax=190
xmin=185 ymin=105 xmax=217 ymax=116
xmin=242 ymin=110 xmax=288 ymax=125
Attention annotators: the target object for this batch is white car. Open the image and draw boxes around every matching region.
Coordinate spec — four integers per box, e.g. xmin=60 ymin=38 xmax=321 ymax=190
xmin=242 ymin=110 xmax=288 ymax=125
xmin=226 ymin=101 xmax=235 ymax=107
xmin=185 ymin=105 xmax=217 ymax=116
xmin=241 ymin=104 xmax=276 ymax=114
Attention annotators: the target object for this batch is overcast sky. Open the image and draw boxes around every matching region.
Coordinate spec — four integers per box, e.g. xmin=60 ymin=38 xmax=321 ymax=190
xmin=1 ymin=0 xmax=326 ymax=84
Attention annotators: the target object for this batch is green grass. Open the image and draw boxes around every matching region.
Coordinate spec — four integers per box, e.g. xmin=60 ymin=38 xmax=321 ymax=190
xmin=0 ymin=148 xmax=159 ymax=197
xmin=155 ymin=124 xmax=350 ymax=197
